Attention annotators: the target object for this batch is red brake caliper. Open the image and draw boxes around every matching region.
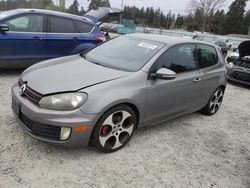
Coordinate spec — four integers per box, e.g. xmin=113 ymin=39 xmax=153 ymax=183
xmin=101 ymin=125 xmax=108 ymax=136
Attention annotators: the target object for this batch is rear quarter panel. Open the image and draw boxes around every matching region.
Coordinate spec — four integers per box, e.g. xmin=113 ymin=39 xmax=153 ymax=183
xmin=199 ymin=47 xmax=227 ymax=106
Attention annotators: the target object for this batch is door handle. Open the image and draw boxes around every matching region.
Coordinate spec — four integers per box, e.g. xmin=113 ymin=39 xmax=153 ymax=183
xmin=33 ymin=36 xmax=42 ymax=40
xmin=193 ymin=78 xmax=202 ymax=82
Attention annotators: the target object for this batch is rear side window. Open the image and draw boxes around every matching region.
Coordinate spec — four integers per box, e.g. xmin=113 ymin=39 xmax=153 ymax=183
xmin=154 ymin=44 xmax=198 ymax=73
xmin=76 ymin=21 xmax=93 ymax=33
xmin=49 ymin=16 xmax=76 ymax=33
xmin=197 ymin=44 xmax=218 ymax=68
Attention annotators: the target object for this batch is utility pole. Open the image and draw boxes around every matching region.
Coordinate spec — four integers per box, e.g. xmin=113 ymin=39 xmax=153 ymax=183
xmin=120 ymin=0 xmax=124 ymax=24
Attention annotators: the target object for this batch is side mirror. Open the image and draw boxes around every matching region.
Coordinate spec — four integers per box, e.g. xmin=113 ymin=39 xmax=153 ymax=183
xmin=226 ymin=62 xmax=235 ymax=70
xmin=152 ymin=68 xmax=177 ymax=80
xmin=0 ymin=24 xmax=9 ymax=32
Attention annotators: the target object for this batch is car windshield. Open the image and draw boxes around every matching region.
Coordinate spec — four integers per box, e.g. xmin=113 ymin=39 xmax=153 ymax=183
xmin=85 ymin=36 xmax=165 ymax=71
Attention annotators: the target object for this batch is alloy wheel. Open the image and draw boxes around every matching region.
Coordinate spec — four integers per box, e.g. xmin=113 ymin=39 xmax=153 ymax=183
xmin=209 ymin=89 xmax=224 ymax=114
xmin=99 ymin=110 xmax=135 ymax=150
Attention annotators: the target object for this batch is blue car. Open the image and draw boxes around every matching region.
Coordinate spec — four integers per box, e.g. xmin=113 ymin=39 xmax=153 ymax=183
xmin=0 ymin=8 xmax=121 ymax=68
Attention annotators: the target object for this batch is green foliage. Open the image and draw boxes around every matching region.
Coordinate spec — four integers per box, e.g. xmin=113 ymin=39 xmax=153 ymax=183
xmin=88 ymin=0 xmax=110 ymax=11
xmin=226 ymin=0 xmax=248 ymax=34
xmin=244 ymin=10 xmax=250 ymax=34
xmin=67 ymin=0 xmax=79 ymax=15
xmin=210 ymin=10 xmax=227 ymax=35
xmin=122 ymin=6 xmax=177 ymax=29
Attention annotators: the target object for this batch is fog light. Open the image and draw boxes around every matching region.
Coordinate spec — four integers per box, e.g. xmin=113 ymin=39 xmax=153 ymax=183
xmin=60 ymin=127 xmax=71 ymax=140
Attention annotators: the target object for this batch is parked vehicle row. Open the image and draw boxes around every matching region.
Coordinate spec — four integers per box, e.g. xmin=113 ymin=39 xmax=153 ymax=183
xmin=214 ymin=40 xmax=229 ymax=57
xmin=0 ymin=8 xmax=122 ymax=68
xmin=1 ymin=9 xmax=248 ymax=153
xmin=12 ymin=34 xmax=227 ymax=152
xmin=227 ymin=49 xmax=239 ymax=62
xmin=227 ymin=40 xmax=250 ymax=86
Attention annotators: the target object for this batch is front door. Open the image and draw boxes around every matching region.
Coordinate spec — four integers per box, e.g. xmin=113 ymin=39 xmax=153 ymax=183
xmin=0 ymin=14 xmax=45 ymax=65
xmin=145 ymin=44 xmax=204 ymax=124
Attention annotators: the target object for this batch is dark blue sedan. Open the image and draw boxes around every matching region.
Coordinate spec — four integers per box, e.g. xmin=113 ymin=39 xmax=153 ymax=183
xmin=0 ymin=9 xmax=108 ymax=68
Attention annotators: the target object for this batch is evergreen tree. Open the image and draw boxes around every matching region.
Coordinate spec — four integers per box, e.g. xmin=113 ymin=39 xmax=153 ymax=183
xmin=210 ymin=10 xmax=226 ymax=34
xmin=175 ymin=14 xmax=184 ymax=29
xmin=244 ymin=10 xmax=250 ymax=35
xmin=226 ymin=0 xmax=247 ymax=34
xmin=88 ymin=0 xmax=110 ymax=11
xmin=67 ymin=0 xmax=79 ymax=15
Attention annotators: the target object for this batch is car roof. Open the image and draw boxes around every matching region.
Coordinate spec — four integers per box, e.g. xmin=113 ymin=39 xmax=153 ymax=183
xmin=128 ymin=33 xmax=217 ymax=47
xmin=3 ymin=9 xmax=94 ymax=25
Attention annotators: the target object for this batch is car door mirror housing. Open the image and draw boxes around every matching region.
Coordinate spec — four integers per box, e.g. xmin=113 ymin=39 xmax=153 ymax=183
xmin=0 ymin=24 xmax=9 ymax=32
xmin=153 ymin=68 xmax=177 ymax=80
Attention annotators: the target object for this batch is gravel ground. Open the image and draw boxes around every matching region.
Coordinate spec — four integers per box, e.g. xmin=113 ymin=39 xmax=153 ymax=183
xmin=0 ymin=70 xmax=249 ymax=188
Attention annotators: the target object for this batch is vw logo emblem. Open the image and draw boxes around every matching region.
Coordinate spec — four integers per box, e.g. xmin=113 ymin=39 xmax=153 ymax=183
xmin=20 ymin=84 xmax=26 ymax=96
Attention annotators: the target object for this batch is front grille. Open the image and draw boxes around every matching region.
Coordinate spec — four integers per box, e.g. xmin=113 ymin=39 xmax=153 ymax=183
xmin=19 ymin=79 xmax=43 ymax=104
xmin=232 ymin=71 xmax=250 ymax=82
xmin=19 ymin=112 xmax=61 ymax=141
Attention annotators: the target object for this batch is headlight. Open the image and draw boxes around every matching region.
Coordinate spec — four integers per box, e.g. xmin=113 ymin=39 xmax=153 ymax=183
xmin=38 ymin=93 xmax=87 ymax=110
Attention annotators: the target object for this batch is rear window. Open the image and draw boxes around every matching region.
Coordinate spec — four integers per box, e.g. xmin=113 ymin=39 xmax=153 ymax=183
xmin=197 ymin=44 xmax=218 ymax=68
xmin=49 ymin=16 xmax=76 ymax=33
xmin=77 ymin=21 xmax=93 ymax=33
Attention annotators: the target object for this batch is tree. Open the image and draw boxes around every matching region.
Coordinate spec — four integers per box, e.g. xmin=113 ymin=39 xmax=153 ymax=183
xmin=189 ymin=0 xmax=226 ymax=31
xmin=79 ymin=6 xmax=86 ymax=15
xmin=226 ymin=0 xmax=247 ymax=34
xmin=210 ymin=10 xmax=226 ymax=34
xmin=175 ymin=14 xmax=185 ymax=29
xmin=67 ymin=0 xmax=80 ymax=15
xmin=88 ymin=0 xmax=110 ymax=11
xmin=153 ymin=8 xmax=161 ymax=28
xmin=244 ymin=10 xmax=250 ymax=35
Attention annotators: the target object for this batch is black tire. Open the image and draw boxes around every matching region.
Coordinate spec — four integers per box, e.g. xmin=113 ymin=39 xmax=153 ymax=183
xmin=201 ymin=87 xmax=224 ymax=115
xmin=90 ymin=105 xmax=136 ymax=153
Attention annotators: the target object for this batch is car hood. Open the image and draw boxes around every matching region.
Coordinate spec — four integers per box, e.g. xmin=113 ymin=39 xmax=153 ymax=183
xmin=21 ymin=55 xmax=130 ymax=95
xmin=238 ymin=40 xmax=250 ymax=58
xmin=229 ymin=52 xmax=239 ymax=57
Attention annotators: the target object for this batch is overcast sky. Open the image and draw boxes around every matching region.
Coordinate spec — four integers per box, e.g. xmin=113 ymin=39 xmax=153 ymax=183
xmin=64 ymin=0 xmax=250 ymax=14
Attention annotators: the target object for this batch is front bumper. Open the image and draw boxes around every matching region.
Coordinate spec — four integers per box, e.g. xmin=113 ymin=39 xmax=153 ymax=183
xmin=11 ymin=83 xmax=100 ymax=147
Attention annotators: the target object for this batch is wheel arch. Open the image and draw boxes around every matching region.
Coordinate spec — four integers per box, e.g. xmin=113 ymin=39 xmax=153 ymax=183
xmin=88 ymin=102 xmax=141 ymax=146
xmin=219 ymin=85 xmax=226 ymax=91
xmin=119 ymin=102 xmax=140 ymax=129
xmin=100 ymin=102 xmax=141 ymax=129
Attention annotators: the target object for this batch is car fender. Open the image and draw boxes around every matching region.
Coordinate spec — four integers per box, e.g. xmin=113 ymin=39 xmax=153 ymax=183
xmin=79 ymin=71 xmax=148 ymax=125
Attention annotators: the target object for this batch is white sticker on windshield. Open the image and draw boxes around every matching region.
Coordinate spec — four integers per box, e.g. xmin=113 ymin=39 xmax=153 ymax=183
xmin=138 ymin=42 xmax=158 ymax=50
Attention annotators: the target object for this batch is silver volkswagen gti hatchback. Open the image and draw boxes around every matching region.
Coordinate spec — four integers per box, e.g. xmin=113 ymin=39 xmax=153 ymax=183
xmin=12 ymin=34 xmax=227 ymax=153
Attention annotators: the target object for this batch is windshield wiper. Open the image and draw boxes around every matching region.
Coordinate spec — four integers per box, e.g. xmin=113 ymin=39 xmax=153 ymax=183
xmin=90 ymin=61 xmax=108 ymax=68
xmin=80 ymin=53 xmax=86 ymax=59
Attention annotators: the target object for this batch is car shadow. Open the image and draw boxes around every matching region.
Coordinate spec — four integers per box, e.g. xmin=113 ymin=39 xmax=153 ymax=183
xmin=26 ymin=112 xmax=202 ymax=156
xmin=0 ymin=69 xmax=24 ymax=76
